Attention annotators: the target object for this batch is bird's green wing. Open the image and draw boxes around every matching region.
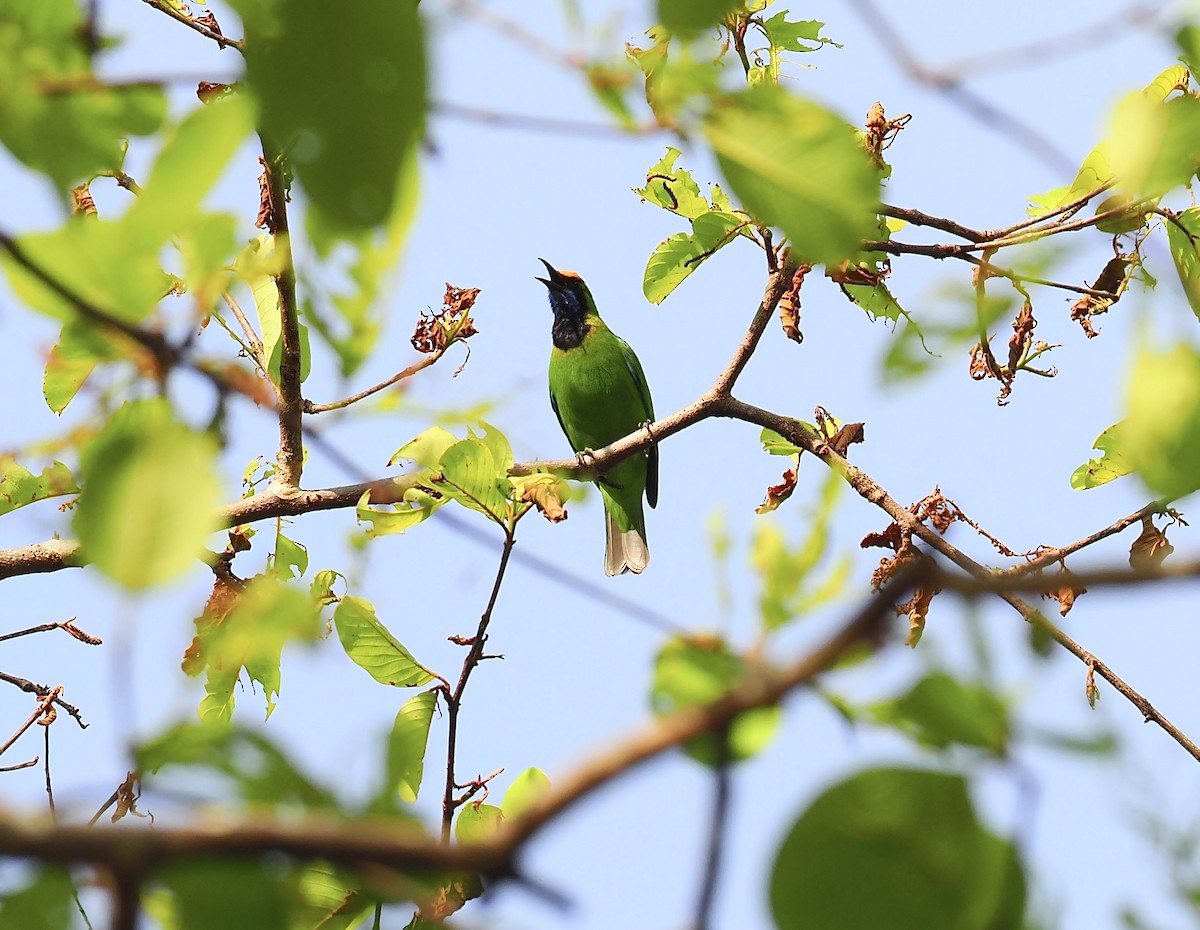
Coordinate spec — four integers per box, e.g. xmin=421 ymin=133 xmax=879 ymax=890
xmin=549 ymin=387 xmax=581 ymax=454
xmin=617 ymin=337 xmax=659 ymax=509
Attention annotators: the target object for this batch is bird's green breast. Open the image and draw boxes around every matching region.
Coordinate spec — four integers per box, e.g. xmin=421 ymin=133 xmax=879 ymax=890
xmin=548 ymin=321 xmax=649 ymax=452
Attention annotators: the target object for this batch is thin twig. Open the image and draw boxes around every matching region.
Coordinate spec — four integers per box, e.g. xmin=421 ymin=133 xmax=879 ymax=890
xmin=845 ymin=0 xmax=1074 ymax=173
xmin=721 ymin=397 xmax=1200 ymax=765
xmin=1001 ymin=501 xmax=1164 ymax=576
xmin=0 ymin=689 xmax=60 ymax=759
xmin=136 ymin=0 xmax=244 ymax=50
xmin=0 ymin=571 xmax=898 ymax=878
xmin=43 ymin=726 xmax=55 ymax=815
xmin=435 ymin=102 xmax=657 ymax=138
xmin=442 ymin=529 xmax=517 ymax=841
xmin=0 ymin=758 xmax=38 ymax=773
xmin=0 ymin=673 xmax=87 ymax=729
xmin=222 ymin=291 xmax=266 ymax=368
xmin=304 ymin=351 xmax=447 ymax=414
xmin=693 ymin=729 xmax=732 ymax=930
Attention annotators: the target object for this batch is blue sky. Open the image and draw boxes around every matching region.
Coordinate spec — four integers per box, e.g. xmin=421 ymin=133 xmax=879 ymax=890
xmin=1 ymin=2 xmax=1198 ymax=928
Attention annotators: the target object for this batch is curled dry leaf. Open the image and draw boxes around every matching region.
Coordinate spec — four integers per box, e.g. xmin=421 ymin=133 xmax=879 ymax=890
xmin=1006 ymin=301 xmax=1035 ymax=374
xmin=197 ymin=360 xmax=277 ymax=407
xmin=862 ymin=100 xmax=911 ymax=168
xmin=778 ymin=264 xmax=810 ymax=344
xmin=1046 ymin=564 xmax=1087 ymax=616
xmin=755 ymin=467 xmax=797 ymax=514
xmin=900 ymin=582 xmax=938 ymax=648
xmin=60 ymin=618 xmax=103 ymax=645
xmin=111 ymin=771 xmax=147 ymax=824
xmin=182 ymin=574 xmax=243 ymax=675
xmin=194 ymin=10 xmax=223 ymax=35
xmin=196 ymin=81 xmax=234 ymax=104
xmin=70 ymin=183 xmax=97 ymax=218
xmin=255 ymin=157 xmax=272 ymax=229
xmin=1085 ymin=662 xmax=1099 ymax=709
xmin=1129 ymin=516 xmax=1174 ymax=570
xmin=411 ymin=284 xmax=481 ymax=355
xmin=1070 ymin=256 xmax=1130 ymax=338
xmin=518 ymin=477 xmax=568 ymax=523
xmin=827 ymin=422 xmax=865 ymax=458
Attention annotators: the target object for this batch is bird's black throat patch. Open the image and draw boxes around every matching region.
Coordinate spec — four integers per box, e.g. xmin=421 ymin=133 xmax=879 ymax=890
xmin=552 ymin=312 xmax=589 ymax=350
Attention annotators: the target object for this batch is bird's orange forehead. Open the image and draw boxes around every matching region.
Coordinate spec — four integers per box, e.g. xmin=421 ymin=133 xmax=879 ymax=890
xmin=557 ymin=269 xmax=582 ymax=280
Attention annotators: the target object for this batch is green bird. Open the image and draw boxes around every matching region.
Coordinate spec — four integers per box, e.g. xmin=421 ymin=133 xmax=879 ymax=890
xmin=538 ymin=259 xmax=657 ymax=576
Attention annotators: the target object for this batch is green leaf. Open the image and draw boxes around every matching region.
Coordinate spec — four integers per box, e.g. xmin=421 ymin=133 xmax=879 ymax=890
xmin=1070 ymin=422 xmax=1134 ymax=490
xmin=1108 ymin=92 xmax=1200 ymax=198
xmin=771 ymin=768 xmax=1026 ymax=930
xmin=293 ymin=865 xmax=372 ymax=930
xmin=473 ymin=421 xmax=515 ymax=474
xmin=651 ymin=635 xmax=781 ymax=764
xmin=74 ymin=399 xmax=221 ymax=589
xmin=502 ymin=768 xmax=551 ymax=820
xmin=233 ymin=0 xmax=426 ymax=237
xmin=161 ymin=859 xmax=288 ymax=930
xmin=0 ymin=0 xmax=166 ymax=188
xmin=357 ymin=486 xmax=446 ymax=538
xmin=705 ymin=87 xmax=880 ymax=265
xmin=657 ymin=0 xmax=740 ymax=39
xmin=840 ymin=280 xmax=905 ymax=322
xmin=636 ymin=147 xmax=711 ymax=219
xmin=760 ymin=427 xmax=804 ymax=456
xmin=387 ymin=690 xmax=438 ymax=803
xmin=0 ymin=867 xmax=77 ymax=930
xmin=0 ymin=457 xmax=77 ymax=517
xmin=752 ymin=469 xmax=845 ymax=630
xmin=390 ymin=426 xmax=460 ymax=468
xmin=435 ymin=438 xmax=512 ymax=523
xmin=189 ymin=574 xmax=322 ymax=721
xmin=1167 ymin=207 xmax=1200 ymax=320
xmin=1122 ymin=343 xmax=1200 ymax=499
xmin=1028 ymin=145 xmax=1112 ymax=215
xmin=42 ymin=319 xmax=122 ymax=414
xmin=869 ymin=673 xmax=1010 ymax=754
xmin=273 ymin=532 xmax=309 ymax=579
xmin=334 ymin=596 xmax=436 ymax=688
xmin=138 ymin=722 xmax=336 ymax=809
xmin=455 ymin=803 xmax=504 ymax=845
xmin=124 ymin=94 xmax=255 ymax=248
xmin=644 ymin=211 xmax=749 ymax=303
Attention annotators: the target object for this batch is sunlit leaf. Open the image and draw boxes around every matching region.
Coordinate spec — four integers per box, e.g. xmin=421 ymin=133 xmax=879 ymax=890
xmin=455 ymin=803 xmax=504 ymax=845
xmin=0 ymin=457 xmax=77 ymax=517
xmin=705 ymin=87 xmax=880 ymax=264
xmin=0 ymin=0 xmax=166 ymax=188
xmin=74 ymin=398 xmax=221 ymax=589
xmin=1122 ymin=344 xmax=1200 ymax=498
xmin=644 ymin=211 xmax=749 ymax=303
xmin=502 ymin=768 xmax=551 ymax=820
xmin=334 ymin=596 xmax=436 ymax=688
xmin=1167 ymin=207 xmax=1200 ymax=320
xmin=387 ymin=690 xmax=438 ymax=803
xmin=1070 ymin=422 xmax=1134 ymax=490
xmin=435 ymin=438 xmax=511 ymax=523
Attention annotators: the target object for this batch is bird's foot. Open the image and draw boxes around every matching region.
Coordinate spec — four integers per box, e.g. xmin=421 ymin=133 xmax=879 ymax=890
xmin=575 ymin=448 xmax=597 ymax=470
xmin=641 ymin=419 xmax=656 ymax=444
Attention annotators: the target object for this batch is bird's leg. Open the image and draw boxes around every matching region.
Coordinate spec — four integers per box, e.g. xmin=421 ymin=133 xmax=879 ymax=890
xmin=640 ymin=419 xmax=656 ymax=445
xmin=575 ymin=448 xmax=597 ymax=470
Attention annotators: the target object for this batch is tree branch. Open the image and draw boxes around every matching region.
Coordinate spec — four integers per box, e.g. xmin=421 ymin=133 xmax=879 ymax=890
xmin=442 ymin=529 xmax=516 ymax=841
xmin=136 ymin=0 xmax=244 ymax=50
xmin=259 ymin=146 xmax=305 ymax=487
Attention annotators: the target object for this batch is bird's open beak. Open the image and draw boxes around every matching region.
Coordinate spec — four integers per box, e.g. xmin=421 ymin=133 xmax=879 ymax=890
xmin=536 ymin=258 xmax=567 ymax=290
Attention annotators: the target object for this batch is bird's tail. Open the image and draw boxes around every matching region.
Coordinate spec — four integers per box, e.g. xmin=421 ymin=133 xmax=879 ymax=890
xmin=605 ymin=510 xmax=649 ymax=576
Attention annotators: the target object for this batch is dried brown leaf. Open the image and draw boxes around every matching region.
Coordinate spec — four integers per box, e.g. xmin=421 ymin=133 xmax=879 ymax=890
xmin=70 ymin=183 xmax=97 ymax=218
xmin=1129 ymin=516 xmax=1174 ymax=570
xmin=755 ymin=467 xmax=797 ymax=514
xmin=518 ymin=478 xmax=568 ymax=523
xmin=1045 ymin=565 xmax=1087 ymax=616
